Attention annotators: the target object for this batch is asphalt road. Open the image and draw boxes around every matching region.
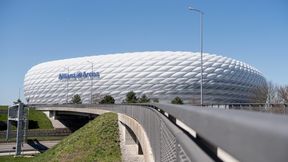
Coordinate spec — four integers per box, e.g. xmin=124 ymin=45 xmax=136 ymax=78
xmin=0 ymin=140 xmax=60 ymax=156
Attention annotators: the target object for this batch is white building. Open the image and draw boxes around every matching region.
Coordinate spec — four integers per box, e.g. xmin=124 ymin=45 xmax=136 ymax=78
xmin=24 ymin=51 xmax=266 ymax=104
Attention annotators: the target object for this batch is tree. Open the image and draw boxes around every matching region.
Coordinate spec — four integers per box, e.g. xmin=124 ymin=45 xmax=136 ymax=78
xmin=250 ymin=81 xmax=282 ymax=104
xmin=171 ymin=96 xmax=183 ymax=104
xmin=250 ymin=84 xmax=268 ymax=103
xmin=278 ymin=85 xmax=288 ymax=103
xmin=139 ymin=94 xmax=150 ymax=103
xmin=125 ymin=91 xmax=138 ymax=103
xmin=99 ymin=95 xmax=115 ymax=104
xmin=71 ymin=94 xmax=82 ymax=104
xmin=266 ymin=81 xmax=280 ymax=104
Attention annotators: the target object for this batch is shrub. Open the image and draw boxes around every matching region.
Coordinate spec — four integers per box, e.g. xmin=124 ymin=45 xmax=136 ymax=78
xmin=99 ymin=95 xmax=115 ymax=104
xmin=71 ymin=94 xmax=82 ymax=104
xmin=139 ymin=94 xmax=150 ymax=103
xmin=125 ymin=91 xmax=138 ymax=103
xmin=171 ymin=96 xmax=183 ymax=104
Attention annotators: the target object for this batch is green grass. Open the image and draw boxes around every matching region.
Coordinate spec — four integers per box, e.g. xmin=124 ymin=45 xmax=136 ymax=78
xmin=0 ymin=114 xmax=7 ymax=121
xmin=0 ymin=156 xmax=31 ymax=162
xmin=0 ymin=108 xmax=53 ymax=130
xmin=28 ymin=109 xmax=53 ymax=129
xmin=0 ymin=112 xmax=121 ymax=162
xmin=0 ymin=105 xmax=8 ymax=110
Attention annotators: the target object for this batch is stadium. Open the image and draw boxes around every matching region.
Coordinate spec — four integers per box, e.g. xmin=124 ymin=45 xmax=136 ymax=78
xmin=24 ymin=51 xmax=266 ymax=104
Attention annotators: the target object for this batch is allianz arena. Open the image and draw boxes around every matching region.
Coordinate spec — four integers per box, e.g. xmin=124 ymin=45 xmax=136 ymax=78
xmin=24 ymin=51 xmax=266 ymax=104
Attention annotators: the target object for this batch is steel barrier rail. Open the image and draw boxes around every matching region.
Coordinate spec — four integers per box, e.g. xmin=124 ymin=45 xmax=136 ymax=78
xmin=34 ymin=104 xmax=213 ymax=162
xmin=204 ymin=103 xmax=288 ymax=115
xmin=146 ymin=103 xmax=288 ymax=162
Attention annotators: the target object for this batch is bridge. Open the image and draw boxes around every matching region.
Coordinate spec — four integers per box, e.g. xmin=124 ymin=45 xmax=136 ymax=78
xmin=33 ymin=103 xmax=288 ymax=162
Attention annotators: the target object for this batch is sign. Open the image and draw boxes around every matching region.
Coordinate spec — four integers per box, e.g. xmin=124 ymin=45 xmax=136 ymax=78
xmin=58 ymin=71 xmax=100 ymax=80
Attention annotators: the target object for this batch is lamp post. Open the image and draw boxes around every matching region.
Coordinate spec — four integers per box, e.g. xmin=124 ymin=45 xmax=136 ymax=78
xmin=188 ymin=6 xmax=204 ymax=106
xmin=87 ymin=61 xmax=94 ymax=104
xmin=64 ymin=66 xmax=70 ymax=104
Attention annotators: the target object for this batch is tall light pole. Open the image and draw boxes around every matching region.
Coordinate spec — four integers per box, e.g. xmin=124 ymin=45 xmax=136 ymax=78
xmin=87 ymin=61 xmax=94 ymax=104
xmin=64 ymin=66 xmax=70 ymax=104
xmin=188 ymin=6 xmax=204 ymax=106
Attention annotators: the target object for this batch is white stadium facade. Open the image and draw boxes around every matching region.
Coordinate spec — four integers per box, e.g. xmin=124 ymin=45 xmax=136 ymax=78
xmin=24 ymin=51 xmax=266 ymax=104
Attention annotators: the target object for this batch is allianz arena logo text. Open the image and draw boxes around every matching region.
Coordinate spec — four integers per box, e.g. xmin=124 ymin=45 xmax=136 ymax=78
xmin=58 ymin=71 xmax=100 ymax=80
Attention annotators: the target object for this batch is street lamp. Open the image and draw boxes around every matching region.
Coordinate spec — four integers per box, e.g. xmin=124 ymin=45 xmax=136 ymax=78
xmin=188 ymin=6 xmax=204 ymax=106
xmin=64 ymin=66 xmax=70 ymax=104
xmin=87 ymin=60 xmax=94 ymax=104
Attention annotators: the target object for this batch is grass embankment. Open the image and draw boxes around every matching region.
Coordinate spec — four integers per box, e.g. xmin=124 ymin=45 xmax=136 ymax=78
xmin=0 ymin=105 xmax=8 ymax=110
xmin=0 ymin=106 xmax=8 ymax=121
xmin=0 ymin=106 xmax=53 ymax=130
xmin=28 ymin=109 xmax=53 ymax=129
xmin=0 ymin=112 xmax=121 ymax=162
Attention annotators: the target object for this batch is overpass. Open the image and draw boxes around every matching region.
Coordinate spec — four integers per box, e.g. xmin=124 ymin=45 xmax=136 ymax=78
xmin=34 ymin=103 xmax=288 ymax=162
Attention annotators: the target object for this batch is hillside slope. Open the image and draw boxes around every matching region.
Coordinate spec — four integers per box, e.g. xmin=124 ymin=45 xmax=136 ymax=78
xmin=0 ymin=112 xmax=121 ymax=162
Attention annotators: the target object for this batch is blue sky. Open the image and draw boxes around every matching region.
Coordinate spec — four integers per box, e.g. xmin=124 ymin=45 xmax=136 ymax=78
xmin=0 ymin=0 xmax=287 ymax=105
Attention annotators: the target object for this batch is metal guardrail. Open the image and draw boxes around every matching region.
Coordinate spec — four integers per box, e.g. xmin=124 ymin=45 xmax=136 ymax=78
xmin=1 ymin=129 xmax=71 ymax=139
xmin=204 ymin=103 xmax=288 ymax=115
xmin=147 ymin=103 xmax=288 ymax=162
xmin=33 ymin=103 xmax=288 ymax=162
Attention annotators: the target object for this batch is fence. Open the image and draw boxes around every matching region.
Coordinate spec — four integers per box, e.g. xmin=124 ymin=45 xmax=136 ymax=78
xmin=205 ymin=103 xmax=288 ymax=115
xmin=0 ymin=128 xmax=71 ymax=139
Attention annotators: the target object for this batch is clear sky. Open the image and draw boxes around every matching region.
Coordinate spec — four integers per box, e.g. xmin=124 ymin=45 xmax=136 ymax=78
xmin=0 ymin=0 xmax=287 ymax=105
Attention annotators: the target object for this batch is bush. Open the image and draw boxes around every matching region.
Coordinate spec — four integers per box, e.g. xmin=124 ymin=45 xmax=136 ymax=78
xmin=125 ymin=91 xmax=138 ymax=103
xmin=71 ymin=94 xmax=82 ymax=104
xmin=99 ymin=95 xmax=115 ymax=104
xmin=171 ymin=96 xmax=183 ymax=104
xmin=139 ymin=94 xmax=150 ymax=103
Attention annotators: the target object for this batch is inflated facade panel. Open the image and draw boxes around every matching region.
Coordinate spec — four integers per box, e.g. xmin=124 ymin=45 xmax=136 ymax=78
xmin=24 ymin=51 xmax=266 ymax=104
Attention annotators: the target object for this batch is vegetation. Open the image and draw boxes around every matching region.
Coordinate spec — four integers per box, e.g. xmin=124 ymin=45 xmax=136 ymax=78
xmin=0 ymin=114 xmax=7 ymax=121
xmin=124 ymin=91 xmax=152 ymax=103
xmin=99 ymin=95 xmax=115 ymax=104
xmin=71 ymin=94 xmax=82 ymax=104
xmin=251 ymin=84 xmax=269 ymax=103
xmin=139 ymin=94 xmax=150 ymax=103
xmin=0 ymin=105 xmax=8 ymax=110
xmin=125 ymin=91 xmax=138 ymax=103
xmin=0 ymin=113 xmax=121 ymax=162
xmin=28 ymin=109 xmax=53 ymax=129
xmin=278 ymin=85 xmax=288 ymax=103
xmin=171 ymin=96 xmax=184 ymax=104
xmin=0 ymin=156 xmax=31 ymax=162
xmin=251 ymin=81 xmax=288 ymax=104
xmin=0 ymin=108 xmax=53 ymax=130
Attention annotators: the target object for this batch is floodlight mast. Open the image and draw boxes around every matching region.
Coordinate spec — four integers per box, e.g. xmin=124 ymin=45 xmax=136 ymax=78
xmin=188 ymin=6 xmax=204 ymax=106
xmin=64 ymin=66 xmax=70 ymax=104
xmin=87 ymin=60 xmax=94 ymax=104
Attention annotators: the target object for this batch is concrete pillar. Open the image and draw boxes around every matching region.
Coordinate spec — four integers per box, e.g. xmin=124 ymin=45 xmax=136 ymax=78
xmin=43 ymin=111 xmax=66 ymax=129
